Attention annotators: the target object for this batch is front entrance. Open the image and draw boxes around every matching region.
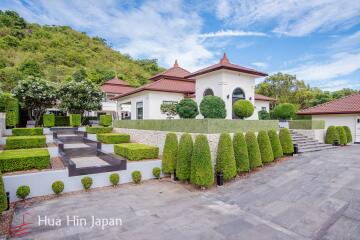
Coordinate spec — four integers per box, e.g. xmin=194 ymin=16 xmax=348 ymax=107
xmin=356 ymin=117 xmax=360 ymax=142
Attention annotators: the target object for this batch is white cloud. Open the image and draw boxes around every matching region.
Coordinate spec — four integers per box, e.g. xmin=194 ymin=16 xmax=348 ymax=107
xmin=252 ymin=62 xmax=267 ymax=68
xmin=198 ymin=29 xmax=267 ymax=39
xmin=284 ymin=52 xmax=360 ymax=81
xmin=331 ymin=31 xmax=360 ymax=50
xmin=217 ymin=0 xmax=360 ymax=36
xmin=215 ymin=0 xmax=231 ymax=20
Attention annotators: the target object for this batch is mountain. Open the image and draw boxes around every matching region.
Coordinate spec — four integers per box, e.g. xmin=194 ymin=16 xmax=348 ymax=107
xmin=0 ymin=10 xmax=164 ymax=92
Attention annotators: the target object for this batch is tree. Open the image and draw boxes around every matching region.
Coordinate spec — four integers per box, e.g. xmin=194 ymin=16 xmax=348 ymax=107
xmin=233 ymin=131 xmax=249 ymax=173
xmin=162 ymin=133 xmax=178 ymax=174
xmin=245 ymin=131 xmax=262 ymax=169
xmin=12 ymin=78 xmax=57 ymax=126
xmin=268 ymin=129 xmax=283 ymax=159
xmin=160 ymin=103 xmax=178 ymax=119
xmin=176 ymin=99 xmax=199 ymax=118
xmin=233 ymin=100 xmax=254 ymax=119
xmin=200 ymin=96 xmax=226 ymax=118
xmin=18 ymin=59 xmax=43 ymax=77
xmin=273 ymin=103 xmax=296 ymax=120
xmin=58 ymin=79 xmax=104 ymax=115
xmin=215 ymin=133 xmax=237 ymax=181
xmin=257 ymin=130 xmax=274 ymax=163
xmin=176 ymin=133 xmax=193 ymax=181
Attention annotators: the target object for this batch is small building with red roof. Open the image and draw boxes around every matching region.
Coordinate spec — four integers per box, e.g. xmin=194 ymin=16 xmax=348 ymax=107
xmin=112 ymin=53 xmax=275 ymax=120
xmin=298 ymin=93 xmax=360 ymax=142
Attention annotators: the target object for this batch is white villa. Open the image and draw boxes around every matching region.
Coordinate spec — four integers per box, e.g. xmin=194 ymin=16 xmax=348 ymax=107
xmin=102 ymin=53 xmax=275 ymax=120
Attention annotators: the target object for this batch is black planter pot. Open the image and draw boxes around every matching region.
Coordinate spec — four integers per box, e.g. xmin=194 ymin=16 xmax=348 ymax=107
xmin=333 ymin=140 xmax=340 ymax=146
xmin=6 ymin=192 xmax=10 ymax=211
xmin=217 ymin=172 xmax=224 ymax=186
xmin=293 ymin=143 xmax=299 ymax=154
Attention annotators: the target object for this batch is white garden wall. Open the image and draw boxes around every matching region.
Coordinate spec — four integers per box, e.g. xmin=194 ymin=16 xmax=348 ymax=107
xmin=0 ymin=112 xmax=5 ymax=137
xmin=292 ymin=129 xmax=325 ymax=143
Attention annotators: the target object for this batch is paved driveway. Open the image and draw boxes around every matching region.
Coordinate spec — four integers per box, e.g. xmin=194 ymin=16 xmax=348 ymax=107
xmin=11 ymin=145 xmax=360 ymax=239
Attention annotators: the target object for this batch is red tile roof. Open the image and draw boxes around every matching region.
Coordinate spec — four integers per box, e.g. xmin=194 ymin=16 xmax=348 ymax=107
xmin=100 ymin=77 xmax=136 ymax=94
xmin=255 ymin=94 xmax=276 ymax=101
xmin=150 ymin=60 xmax=191 ymax=81
xmin=111 ymin=78 xmax=195 ymax=100
xmin=298 ymin=93 xmax=360 ymax=115
xmin=186 ymin=53 xmax=268 ymax=78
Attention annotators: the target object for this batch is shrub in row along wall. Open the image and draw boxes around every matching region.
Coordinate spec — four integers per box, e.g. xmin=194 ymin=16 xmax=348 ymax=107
xmin=216 ymin=133 xmax=237 ymax=181
xmin=336 ymin=126 xmax=347 ymax=145
xmin=16 ymin=185 xmax=30 ymax=200
xmin=43 ymin=114 xmax=55 ymax=127
xmin=279 ymin=128 xmax=294 ymax=155
xmin=81 ymin=177 xmax=93 ymax=190
xmin=176 ymin=99 xmax=199 ymax=119
xmin=97 ymin=133 xmax=130 ymax=144
xmin=190 ymin=134 xmax=214 ymax=188
xmin=233 ymin=100 xmax=254 ymax=119
xmin=70 ymin=114 xmax=81 ymax=127
xmin=162 ymin=133 xmax=178 ymax=174
xmin=176 ymin=133 xmax=193 ymax=181
xmin=245 ymin=131 xmax=262 ymax=169
xmin=0 ymin=93 xmax=19 ymax=128
xmin=233 ymin=131 xmax=249 ymax=173
xmin=12 ymin=127 xmax=43 ymax=136
xmin=152 ymin=167 xmax=161 ymax=179
xmin=86 ymin=126 xmax=113 ymax=134
xmin=268 ymin=129 xmax=283 ymax=159
xmin=52 ymin=181 xmax=64 ymax=195
xmin=132 ymin=171 xmax=142 ymax=184
xmin=257 ymin=130 xmax=274 ymax=164
xmin=343 ymin=126 xmax=352 ymax=143
xmin=0 ymin=171 xmax=7 ymax=213
xmin=325 ymin=126 xmax=340 ymax=144
xmin=109 ymin=173 xmax=120 ymax=186
xmin=100 ymin=114 xmax=112 ymax=127
xmin=6 ymin=136 xmax=46 ymax=149
xmin=199 ymin=96 xmax=226 ymax=119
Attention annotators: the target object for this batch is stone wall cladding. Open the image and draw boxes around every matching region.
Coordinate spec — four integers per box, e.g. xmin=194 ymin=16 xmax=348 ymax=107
xmin=0 ymin=113 xmax=5 ymax=137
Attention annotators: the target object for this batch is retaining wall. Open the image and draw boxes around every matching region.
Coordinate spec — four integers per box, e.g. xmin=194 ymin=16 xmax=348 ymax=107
xmin=0 ymin=112 xmax=5 ymax=137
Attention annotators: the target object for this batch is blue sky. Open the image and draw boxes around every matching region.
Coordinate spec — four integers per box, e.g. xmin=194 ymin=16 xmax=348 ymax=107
xmin=2 ymin=0 xmax=360 ymax=91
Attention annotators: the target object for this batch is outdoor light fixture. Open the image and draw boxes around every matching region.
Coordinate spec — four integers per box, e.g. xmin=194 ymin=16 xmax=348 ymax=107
xmin=217 ymin=172 xmax=224 ymax=186
xmin=227 ymin=94 xmax=229 ymax=99
xmin=293 ymin=143 xmax=299 ymax=154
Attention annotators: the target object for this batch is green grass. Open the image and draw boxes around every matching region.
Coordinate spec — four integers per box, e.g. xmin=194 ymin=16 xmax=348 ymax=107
xmin=0 ymin=148 xmax=50 ymax=173
xmin=6 ymin=135 xmax=46 ymax=149
xmin=114 ymin=143 xmax=159 ymax=161
xmin=96 ymin=133 xmax=130 ymax=144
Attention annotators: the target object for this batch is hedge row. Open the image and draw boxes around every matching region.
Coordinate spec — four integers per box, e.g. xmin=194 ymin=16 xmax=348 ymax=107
xmin=100 ymin=115 xmax=112 ymax=127
xmin=5 ymin=136 xmax=47 ymax=149
xmin=162 ymin=133 xmax=178 ymax=174
xmin=279 ymin=128 xmax=294 ymax=155
xmin=325 ymin=126 xmax=352 ymax=145
xmin=43 ymin=114 xmax=55 ymax=127
xmin=0 ymin=171 xmax=6 ymax=213
xmin=176 ymin=133 xmax=193 ymax=181
xmin=114 ymin=143 xmax=159 ymax=161
xmin=97 ymin=133 xmax=130 ymax=144
xmin=12 ymin=127 xmax=43 ymax=136
xmin=216 ymin=133 xmax=237 ymax=181
xmin=0 ymin=93 xmax=19 ymax=127
xmin=0 ymin=148 xmax=50 ymax=173
xmin=70 ymin=114 xmax=81 ymax=127
xmin=86 ymin=126 xmax=113 ymax=134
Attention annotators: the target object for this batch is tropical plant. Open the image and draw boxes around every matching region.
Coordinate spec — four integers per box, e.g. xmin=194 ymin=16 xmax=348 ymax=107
xmin=233 ymin=100 xmax=254 ymax=119
xmin=199 ymin=96 xmax=226 ymax=119
xmin=233 ymin=131 xmax=249 ymax=173
xmin=267 ymin=129 xmax=283 ymax=159
xmin=215 ymin=133 xmax=237 ymax=181
xmin=176 ymin=99 xmax=199 ymax=119
xmin=257 ymin=130 xmax=274 ymax=163
xmin=245 ymin=131 xmax=262 ymax=169
xmin=162 ymin=133 xmax=178 ymax=174
xmin=279 ymin=128 xmax=294 ymax=155
xmin=176 ymin=133 xmax=193 ymax=181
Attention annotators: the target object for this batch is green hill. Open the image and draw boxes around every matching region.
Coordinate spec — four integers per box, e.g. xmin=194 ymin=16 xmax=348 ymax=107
xmin=0 ymin=10 xmax=164 ymax=91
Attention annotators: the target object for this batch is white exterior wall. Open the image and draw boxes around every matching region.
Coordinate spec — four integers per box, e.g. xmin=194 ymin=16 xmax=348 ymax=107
xmin=195 ymin=69 xmax=257 ymax=119
xmin=148 ymin=91 xmax=184 ymax=119
xmin=254 ymin=100 xmax=270 ymax=114
xmin=312 ymin=114 xmax=359 ymax=143
xmin=116 ymin=92 xmax=150 ymax=120
xmin=0 ymin=112 xmax=5 ymax=137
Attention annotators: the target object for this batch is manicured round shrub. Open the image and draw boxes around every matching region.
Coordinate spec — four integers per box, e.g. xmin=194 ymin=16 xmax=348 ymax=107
xmin=215 ymin=133 xmax=237 ymax=181
xmin=152 ymin=167 xmax=161 ymax=179
xmin=176 ymin=133 xmax=193 ymax=181
xmin=199 ymin=96 xmax=226 ymax=119
xmin=343 ymin=126 xmax=352 ymax=143
xmin=336 ymin=126 xmax=347 ymax=145
xmin=233 ymin=131 xmax=249 ymax=173
xmin=16 ymin=185 xmax=30 ymax=200
xmin=233 ymin=100 xmax=254 ymax=119
xmin=132 ymin=171 xmax=142 ymax=184
xmin=273 ymin=103 xmax=296 ymax=120
xmin=43 ymin=114 xmax=55 ymax=127
xmin=81 ymin=176 xmax=93 ymax=190
xmin=325 ymin=126 xmax=340 ymax=144
xmin=258 ymin=110 xmax=270 ymax=120
xmin=268 ymin=129 xmax=283 ymax=159
xmin=52 ymin=181 xmax=64 ymax=195
xmin=176 ymin=99 xmax=199 ymax=119
xmin=245 ymin=131 xmax=262 ymax=169
xmin=109 ymin=173 xmax=120 ymax=186
xmin=162 ymin=133 xmax=178 ymax=174
xmin=190 ymin=134 xmax=214 ymax=187
xmin=100 ymin=114 xmax=112 ymax=127
xmin=257 ymin=130 xmax=274 ymax=163
xmin=279 ymin=128 xmax=294 ymax=155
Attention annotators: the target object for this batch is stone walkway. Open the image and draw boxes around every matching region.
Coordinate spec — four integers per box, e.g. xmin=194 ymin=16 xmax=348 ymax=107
xmin=11 ymin=145 xmax=360 ymax=239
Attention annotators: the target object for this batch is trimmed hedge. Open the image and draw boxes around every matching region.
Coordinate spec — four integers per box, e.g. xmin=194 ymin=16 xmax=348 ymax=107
xmin=109 ymin=173 xmax=120 ymax=186
xmin=233 ymin=131 xmax=249 ymax=173
xmin=12 ymin=127 xmax=43 ymax=136
xmin=216 ymin=133 xmax=237 ymax=181
xmin=176 ymin=133 xmax=193 ymax=181
xmin=176 ymin=99 xmax=199 ymax=119
xmin=343 ymin=126 xmax=352 ymax=143
xmin=0 ymin=171 xmax=6 ymax=213
xmin=257 ymin=130 xmax=274 ymax=163
xmin=86 ymin=126 xmax=113 ymax=134
xmin=43 ymin=114 xmax=55 ymax=127
xmin=336 ymin=126 xmax=347 ymax=145
xmin=258 ymin=110 xmax=270 ymax=120
xmin=16 ymin=185 xmax=30 ymax=200
xmin=152 ymin=167 xmax=161 ymax=179
xmin=132 ymin=171 xmax=142 ymax=184
xmin=268 ymin=129 xmax=283 ymax=159
xmin=81 ymin=177 xmax=93 ymax=190
xmin=279 ymin=128 xmax=294 ymax=155
xmin=162 ymin=133 xmax=178 ymax=174
xmin=289 ymin=120 xmax=325 ymax=129
xmin=245 ymin=131 xmax=262 ymax=169
xmin=0 ymin=93 xmax=19 ymax=127
xmin=233 ymin=100 xmax=254 ymax=119
xmin=199 ymin=96 xmax=226 ymax=119
xmin=325 ymin=126 xmax=340 ymax=144
xmin=114 ymin=143 xmax=159 ymax=161
xmin=190 ymin=134 xmax=214 ymax=187
xmin=6 ymin=136 xmax=46 ymax=149
xmin=70 ymin=114 xmax=81 ymax=127
xmin=55 ymin=116 xmax=70 ymax=126
xmin=97 ymin=133 xmax=130 ymax=144
xmin=100 ymin=114 xmax=112 ymax=127
xmin=0 ymin=148 xmax=50 ymax=173
xmin=52 ymin=181 xmax=64 ymax=195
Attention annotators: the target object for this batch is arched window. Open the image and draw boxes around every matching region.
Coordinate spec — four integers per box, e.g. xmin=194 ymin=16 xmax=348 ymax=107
xmin=232 ymin=88 xmax=245 ymax=100
xmin=203 ymin=88 xmax=214 ymax=96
